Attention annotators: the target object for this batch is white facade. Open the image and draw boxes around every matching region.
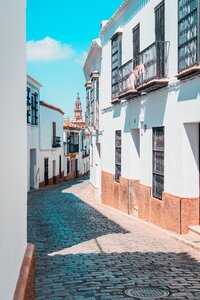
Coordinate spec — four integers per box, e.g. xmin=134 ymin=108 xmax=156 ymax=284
xmin=27 ymin=75 xmax=42 ymax=191
xmin=39 ymin=102 xmax=64 ymax=186
xmin=86 ymin=0 xmax=200 ymax=232
xmin=0 ymin=1 xmax=27 ymax=299
xmin=99 ymin=0 xmax=200 ymax=199
xmin=84 ymin=39 xmax=102 ymax=193
xmin=63 ymin=127 xmax=90 ymax=179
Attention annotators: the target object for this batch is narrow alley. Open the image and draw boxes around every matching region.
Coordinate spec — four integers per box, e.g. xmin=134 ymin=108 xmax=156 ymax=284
xmin=28 ymin=179 xmax=200 ymax=300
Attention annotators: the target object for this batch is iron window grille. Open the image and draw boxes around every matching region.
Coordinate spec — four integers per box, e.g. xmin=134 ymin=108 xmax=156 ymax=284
xmin=133 ymin=24 xmax=140 ymax=68
xmin=152 ymin=127 xmax=164 ymax=200
xmin=178 ymin=0 xmax=200 ymax=72
xmin=31 ymin=93 xmax=38 ymax=125
xmin=111 ymin=34 xmax=122 ymax=100
xmin=27 ymin=88 xmax=31 ymax=124
xmin=115 ymin=130 xmax=122 ymax=182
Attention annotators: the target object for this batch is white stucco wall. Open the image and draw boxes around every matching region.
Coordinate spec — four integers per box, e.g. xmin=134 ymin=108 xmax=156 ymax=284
xmin=0 ymin=1 xmax=26 ymax=299
xmin=39 ymin=105 xmax=64 ymax=182
xmin=99 ymin=0 xmax=200 ymax=199
xmin=40 ymin=105 xmax=63 ymax=150
xmin=63 ymin=129 xmax=90 ymax=177
xmin=27 ymin=80 xmax=41 ymax=191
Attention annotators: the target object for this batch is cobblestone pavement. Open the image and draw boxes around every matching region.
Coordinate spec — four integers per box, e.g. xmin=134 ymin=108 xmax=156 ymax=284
xmin=28 ymin=178 xmax=200 ymax=299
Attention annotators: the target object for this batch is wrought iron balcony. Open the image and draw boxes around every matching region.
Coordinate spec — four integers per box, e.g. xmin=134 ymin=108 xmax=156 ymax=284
xmin=118 ymin=59 xmax=139 ymax=100
xmin=118 ymin=41 xmax=169 ymax=98
xmin=136 ymin=41 xmax=170 ymax=92
xmin=52 ymin=136 xmax=61 ymax=148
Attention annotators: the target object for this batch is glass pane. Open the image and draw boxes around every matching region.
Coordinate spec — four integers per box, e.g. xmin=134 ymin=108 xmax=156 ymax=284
xmin=153 ymin=174 xmax=164 ymax=199
xmin=153 ymin=150 xmax=164 ymax=175
xmin=153 ymin=127 xmax=164 ymax=150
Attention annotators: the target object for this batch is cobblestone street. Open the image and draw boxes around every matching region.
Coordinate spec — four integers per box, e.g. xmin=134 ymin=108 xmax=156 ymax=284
xmin=28 ymin=178 xmax=200 ymax=299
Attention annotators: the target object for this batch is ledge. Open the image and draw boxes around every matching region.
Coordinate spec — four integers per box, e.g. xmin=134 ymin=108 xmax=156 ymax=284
xmin=111 ymin=98 xmax=121 ymax=104
xmin=137 ymin=78 xmax=169 ymax=93
xmin=176 ymin=65 xmax=200 ymax=80
xmin=118 ymin=89 xmax=139 ymax=100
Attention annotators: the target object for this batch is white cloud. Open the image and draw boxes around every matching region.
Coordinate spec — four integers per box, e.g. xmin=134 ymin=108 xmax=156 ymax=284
xmin=27 ymin=37 xmax=75 ymax=62
xmin=75 ymin=51 xmax=88 ymax=66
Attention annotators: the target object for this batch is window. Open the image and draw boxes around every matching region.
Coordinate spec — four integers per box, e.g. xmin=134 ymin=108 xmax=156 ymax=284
xmin=152 ymin=127 xmax=164 ymax=199
xmin=52 ymin=122 xmax=56 ymax=146
xmin=111 ymin=33 xmax=122 ymax=100
xmin=67 ymin=160 xmax=70 ymax=174
xmin=27 ymin=88 xmax=31 ymax=123
xmin=31 ymin=93 xmax=38 ymax=125
xmin=155 ymin=1 xmax=165 ymax=42
xmin=115 ymin=130 xmax=121 ymax=182
xmin=90 ymin=78 xmax=95 ymax=125
xmin=178 ymin=0 xmax=199 ymax=72
xmin=133 ymin=24 xmax=140 ymax=68
xmin=59 ymin=155 xmax=62 ymax=178
xmin=44 ymin=158 xmax=49 ymax=185
xmin=155 ymin=1 xmax=165 ymax=77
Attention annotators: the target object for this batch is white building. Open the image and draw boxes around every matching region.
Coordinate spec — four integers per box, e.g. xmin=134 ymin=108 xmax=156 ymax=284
xmin=27 ymin=75 xmax=42 ymax=191
xmin=84 ymin=39 xmax=102 ymax=196
xmin=86 ymin=0 xmax=200 ymax=234
xmin=0 ymin=1 xmax=33 ymax=299
xmin=63 ymin=119 xmax=90 ymax=181
xmin=39 ymin=101 xmax=64 ymax=187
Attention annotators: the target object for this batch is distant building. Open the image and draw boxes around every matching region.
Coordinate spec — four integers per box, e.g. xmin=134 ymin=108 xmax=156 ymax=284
xmin=39 ymin=101 xmax=64 ymax=187
xmin=27 ymin=75 xmax=42 ymax=191
xmin=84 ymin=39 xmax=102 ymax=197
xmin=63 ymin=95 xmax=90 ymax=181
xmin=73 ymin=93 xmax=85 ymax=128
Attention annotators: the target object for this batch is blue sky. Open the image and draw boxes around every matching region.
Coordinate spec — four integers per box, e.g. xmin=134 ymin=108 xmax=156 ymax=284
xmin=27 ymin=0 xmax=123 ymax=118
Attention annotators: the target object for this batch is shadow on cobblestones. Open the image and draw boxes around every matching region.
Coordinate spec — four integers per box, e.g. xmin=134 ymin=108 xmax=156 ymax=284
xmin=34 ymin=251 xmax=200 ymax=299
xmin=28 ymin=180 xmax=200 ymax=299
xmin=28 ymin=180 xmax=128 ymax=255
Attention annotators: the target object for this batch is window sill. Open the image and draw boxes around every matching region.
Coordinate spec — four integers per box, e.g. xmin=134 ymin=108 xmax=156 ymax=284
xmin=176 ymin=65 xmax=200 ymax=80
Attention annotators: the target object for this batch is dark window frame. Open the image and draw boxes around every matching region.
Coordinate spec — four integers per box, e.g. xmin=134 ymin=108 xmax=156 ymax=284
xmin=115 ymin=130 xmax=122 ymax=182
xmin=27 ymin=87 xmax=31 ymax=124
xmin=152 ymin=127 xmax=164 ymax=200
xmin=111 ymin=33 xmax=122 ymax=101
xmin=133 ymin=24 xmax=140 ymax=68
xmin=31 ymin=92 xmax=38 ymax=125
xmin=178 ymin=0 xmax=200 ymax=72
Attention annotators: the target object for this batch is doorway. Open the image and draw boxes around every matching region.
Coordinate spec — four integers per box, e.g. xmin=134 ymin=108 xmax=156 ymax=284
xmin=53 ymin=160 xmax=56 ymax=184
xmin=44 ymin=158 xmax=49 ymax=185
xmin=30 ymin=149 xmax=36 ymax=189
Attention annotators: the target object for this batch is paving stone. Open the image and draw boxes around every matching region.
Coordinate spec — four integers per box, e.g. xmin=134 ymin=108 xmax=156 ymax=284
xmin=28 ymin=179 xmax=200 ymax=299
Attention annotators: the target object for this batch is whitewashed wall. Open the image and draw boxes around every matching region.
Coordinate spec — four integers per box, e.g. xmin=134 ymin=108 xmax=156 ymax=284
xmin=40 ymin=148 xmax=63 ymax=182
xmin=40 ymin=105 xmax=63 ymax=150
xmin=0 ymin=1 xmax=26 ymax=299
xmin=100 ymin=0 xmax=200 ymax=198
xmin=39 ymin=105 xmax=64 ymax=182
xmin=27 ymin=80 xmax=41 ymax=190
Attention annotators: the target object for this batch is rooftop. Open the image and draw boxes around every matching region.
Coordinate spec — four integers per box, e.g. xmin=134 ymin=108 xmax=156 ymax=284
xmin=40 ymin=101 xmax=65 ymax=115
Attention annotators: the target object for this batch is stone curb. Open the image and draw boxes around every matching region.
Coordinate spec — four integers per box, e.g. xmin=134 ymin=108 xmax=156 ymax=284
xmin=13 ymin=243 xmax=35 ymax=300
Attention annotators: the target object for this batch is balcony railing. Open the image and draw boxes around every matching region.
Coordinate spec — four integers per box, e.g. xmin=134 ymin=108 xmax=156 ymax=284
xmin=118 ymin=59 xmax=139 ymax=99
xmin=69 ymin=144 xmax=79 ymax=153
xmin=118 ymin=41 xmax=169 ymax=98
xmin=137 ymin=41 xmax=169 ymax=87
xmin=52 ymin=136 xmax=61 ymax=148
